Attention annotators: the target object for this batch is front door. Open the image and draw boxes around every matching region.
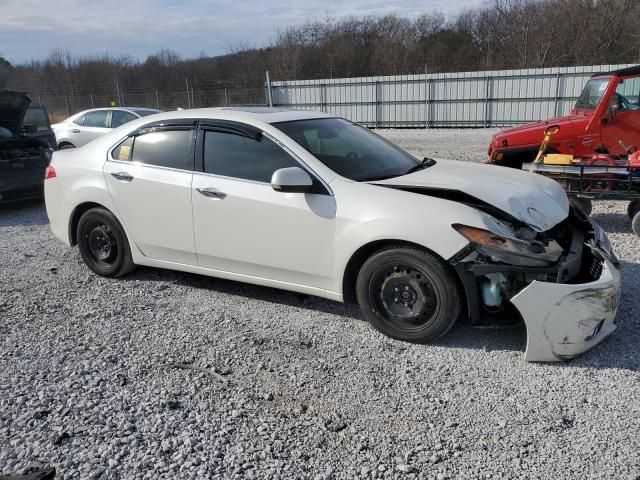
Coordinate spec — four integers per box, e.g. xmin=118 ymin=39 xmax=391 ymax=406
xmin=103 ymin=125 xmax=197 ymax=265
xmin=192 ymin=127 xmax=336 ymax=290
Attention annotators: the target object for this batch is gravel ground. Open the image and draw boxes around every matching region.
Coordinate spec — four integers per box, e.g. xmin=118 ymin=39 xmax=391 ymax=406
xmin=1 ymin=129 xmax=639 ymax=480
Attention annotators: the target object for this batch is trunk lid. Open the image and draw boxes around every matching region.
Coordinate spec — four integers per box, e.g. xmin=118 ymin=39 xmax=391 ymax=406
xmin=0 ymin=91 xmax=31 ymax=135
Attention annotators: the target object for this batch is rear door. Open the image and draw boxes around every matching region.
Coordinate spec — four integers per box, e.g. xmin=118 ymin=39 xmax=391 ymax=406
xmin=103 ymin=122 xmax=197 ymax=265
xmin=72 ymin=110 xmax=110 ymax=146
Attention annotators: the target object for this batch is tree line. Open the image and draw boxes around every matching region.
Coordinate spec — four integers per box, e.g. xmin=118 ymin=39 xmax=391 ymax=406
xmin=1 ymin=0 xmax=639 ymax=109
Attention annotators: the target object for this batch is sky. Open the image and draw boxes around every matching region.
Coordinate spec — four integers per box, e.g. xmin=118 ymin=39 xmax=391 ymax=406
xmin=0 ymin=0 xmax=485 ymax=65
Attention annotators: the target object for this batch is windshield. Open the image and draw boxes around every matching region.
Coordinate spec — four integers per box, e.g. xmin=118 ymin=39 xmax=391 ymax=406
xmin=575 ymin=78 xmax=610 ymax=110
xmin=274 ymin=118 xmax=420 ymax=181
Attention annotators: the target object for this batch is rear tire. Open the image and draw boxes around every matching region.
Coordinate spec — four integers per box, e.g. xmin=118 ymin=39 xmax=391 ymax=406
xmin=356 ymin=246 xmax=462 ymax=343
xmin=627 ymin=200 xmax=640 ymax=221
xmin=77 ymin=208 xmax=135 ymax=277
xmin=570 ymin=197 xmax=592 ymax=216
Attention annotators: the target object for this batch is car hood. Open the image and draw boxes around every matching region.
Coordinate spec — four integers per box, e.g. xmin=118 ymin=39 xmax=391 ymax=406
xmin=491 ymin=114 xmax=586 ymax=147
xmin=372 ymin=159 xmax=569 ymax=232
xmin=0 ymin=91 xmax=31 ymax=136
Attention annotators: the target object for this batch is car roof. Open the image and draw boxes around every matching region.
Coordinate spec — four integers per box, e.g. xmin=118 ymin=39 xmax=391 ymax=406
xmin=593 ymin=65 xmax=640 ymax=78
xmin=130 ymin=107 xmax=336 ymax=125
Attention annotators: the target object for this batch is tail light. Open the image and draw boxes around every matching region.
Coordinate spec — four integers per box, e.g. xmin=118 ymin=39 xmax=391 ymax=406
xmin=45 ymin=165 xmax=57 ymax=179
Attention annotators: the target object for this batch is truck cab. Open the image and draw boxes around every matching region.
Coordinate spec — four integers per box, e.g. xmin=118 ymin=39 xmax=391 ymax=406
xmin=488 ymin=65 xmax=640 ymax=168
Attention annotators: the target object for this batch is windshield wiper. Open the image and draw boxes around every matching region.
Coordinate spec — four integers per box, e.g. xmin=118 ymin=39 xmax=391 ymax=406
xmin=403 ymin=157 xmax=436 ymax=175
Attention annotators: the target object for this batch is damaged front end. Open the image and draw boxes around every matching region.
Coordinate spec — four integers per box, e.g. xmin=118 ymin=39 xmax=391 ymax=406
xmin=450 ymin=207 xmax=621 ymax=362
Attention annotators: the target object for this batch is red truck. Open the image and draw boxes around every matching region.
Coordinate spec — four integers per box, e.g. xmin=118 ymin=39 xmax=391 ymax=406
xmin=487 ymin=65 xmax=640 ymax=168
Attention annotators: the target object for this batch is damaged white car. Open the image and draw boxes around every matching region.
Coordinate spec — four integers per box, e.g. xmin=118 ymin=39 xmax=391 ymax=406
xmin=44 ymin=108 xmax=621 ymax=361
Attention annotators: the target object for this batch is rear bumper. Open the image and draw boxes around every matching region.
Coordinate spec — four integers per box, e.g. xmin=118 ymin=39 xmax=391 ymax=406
xmin=511 ymin=249 xmax=621 ymax=362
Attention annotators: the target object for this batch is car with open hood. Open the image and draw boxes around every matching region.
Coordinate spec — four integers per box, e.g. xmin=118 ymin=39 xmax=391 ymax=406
xmin=0 ymin=91 xmax=54 ymax=203
xmin=44 ymin=108 xmax=621 ymax=361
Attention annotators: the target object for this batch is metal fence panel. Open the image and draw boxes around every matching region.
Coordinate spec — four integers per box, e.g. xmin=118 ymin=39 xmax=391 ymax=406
xmin=270 ymin=64 xmax=635 ymax=128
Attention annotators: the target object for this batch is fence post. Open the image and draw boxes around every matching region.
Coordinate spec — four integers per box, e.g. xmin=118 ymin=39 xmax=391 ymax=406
xmin=185 ymin=78 xmax=191 ymax=109
xmin=224 ymin=88 xmax=229 ymax=106
xmin=320 ymin=84 xmax=326 ymax=112
xmin=484 ymin=76 xmax=492 ymax=128
xmin=90 ymin=93 xmax=94 ymax=108
xmin=64 ymin=95 xmax=70 ymax=117
xmin=115 ymin=82 xmax=121 ymax=107
xmin=155 ymin=91 xmax=160 ymax=110
xmin=265 ymin=71 xmax=273 ymax=107
xmin=554 ymin=71 xmax=562 ymax=116
xmin=375 ymin=81 xmax=381 ymax=128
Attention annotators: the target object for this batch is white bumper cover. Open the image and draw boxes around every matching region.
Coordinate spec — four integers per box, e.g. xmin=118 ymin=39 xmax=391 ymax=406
xmin=511 ymin=253 xmax=621 ymax=362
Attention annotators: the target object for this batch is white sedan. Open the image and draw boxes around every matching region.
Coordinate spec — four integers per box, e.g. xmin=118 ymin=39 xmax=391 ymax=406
xmin=44 ymin=108 xmax=621 ymax=361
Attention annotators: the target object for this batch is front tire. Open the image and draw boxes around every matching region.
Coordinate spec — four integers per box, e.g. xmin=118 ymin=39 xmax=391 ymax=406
xmin=77 ymin=208 xmax=135 ymax=277
xmin=356 ymin=246 xmax=463 ymax=343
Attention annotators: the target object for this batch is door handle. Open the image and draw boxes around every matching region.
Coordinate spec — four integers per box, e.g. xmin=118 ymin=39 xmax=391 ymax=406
xmin=71 ymin=129 xmax=80 ymax=133
xmin=111 ymin=171 xmax=134 ymax=182
xmin=196 ymin=187 xmax=227 ymax=199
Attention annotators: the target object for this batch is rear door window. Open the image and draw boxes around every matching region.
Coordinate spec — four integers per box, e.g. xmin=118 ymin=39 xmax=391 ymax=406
xmin=82 ymin=110 xmax=109 ymax=128
xmin=131 ymin=129 xmax=194 ymax=171
xmin=111 ymin=110 xmax=138 ymax=128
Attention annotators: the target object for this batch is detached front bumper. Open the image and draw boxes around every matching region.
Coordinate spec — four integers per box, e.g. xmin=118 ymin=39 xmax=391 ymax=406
xmin=511 ymin=247 xmax=621 ymax=362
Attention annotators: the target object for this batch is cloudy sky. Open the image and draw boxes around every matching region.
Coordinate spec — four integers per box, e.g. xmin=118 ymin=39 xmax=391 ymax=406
xmin=1 ymin=0 xmax=485 ymax=64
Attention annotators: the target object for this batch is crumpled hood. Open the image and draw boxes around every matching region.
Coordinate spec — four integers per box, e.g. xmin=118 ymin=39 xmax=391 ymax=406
xmin=0 ymin=91 xmax=31 ymax=135
xmin=373 ymin=159 xmax=569 ymax=232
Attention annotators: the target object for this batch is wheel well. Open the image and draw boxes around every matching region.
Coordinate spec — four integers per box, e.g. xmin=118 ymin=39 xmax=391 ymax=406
xmin=341 ymin=240 xmax=446 ymax=304
xmin=69 ymin=202 xmax=105 ymax=246
xmin=58 ymin=141 xmax=74 ymax=149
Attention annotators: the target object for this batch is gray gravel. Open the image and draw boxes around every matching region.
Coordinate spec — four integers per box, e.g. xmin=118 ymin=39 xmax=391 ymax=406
xmin=1 ymin=129 xmax=639 ymax=479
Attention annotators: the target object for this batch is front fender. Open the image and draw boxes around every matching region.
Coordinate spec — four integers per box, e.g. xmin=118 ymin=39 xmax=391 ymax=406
xmin=330 ymin=180 xmax=501 ymax=295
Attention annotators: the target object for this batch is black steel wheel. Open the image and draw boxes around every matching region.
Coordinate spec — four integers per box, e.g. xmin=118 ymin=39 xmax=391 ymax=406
xmin=356 ymin=246 xmax=463 ymax=343
xmin=77 ymin=207 xmax=135 ymax=277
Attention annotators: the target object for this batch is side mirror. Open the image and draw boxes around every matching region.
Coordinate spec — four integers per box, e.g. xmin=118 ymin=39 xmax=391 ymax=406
xmin=21 ymin=124 xmax=38 ymax=134
xmin=271 ymin=167 xmax=314 ymax=193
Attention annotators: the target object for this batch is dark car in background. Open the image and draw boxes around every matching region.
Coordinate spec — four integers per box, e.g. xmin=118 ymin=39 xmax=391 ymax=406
xmin=0 ymin=91 xmax=54 ymax=203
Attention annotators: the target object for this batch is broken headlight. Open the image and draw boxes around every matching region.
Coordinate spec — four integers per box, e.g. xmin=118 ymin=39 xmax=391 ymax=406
xmin=452 ymin=224 xmax=562 ymax=267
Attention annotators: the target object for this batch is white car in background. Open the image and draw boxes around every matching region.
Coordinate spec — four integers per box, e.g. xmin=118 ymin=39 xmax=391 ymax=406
xmin=44 ymin=107 xmax=621 ymax=362
xmin=51 ymin=107 xmax=160 ymax=149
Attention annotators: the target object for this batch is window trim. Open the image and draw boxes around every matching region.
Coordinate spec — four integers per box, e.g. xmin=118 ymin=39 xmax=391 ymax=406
xmin=196 ymin=123 xmax=332 ymax=195
xmin=107 ymin=126 xmax=197 ymax=172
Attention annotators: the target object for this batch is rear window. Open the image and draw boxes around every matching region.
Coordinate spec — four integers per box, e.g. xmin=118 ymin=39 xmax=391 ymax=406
xmin=23 ymin=108 xmax=50 ymax=131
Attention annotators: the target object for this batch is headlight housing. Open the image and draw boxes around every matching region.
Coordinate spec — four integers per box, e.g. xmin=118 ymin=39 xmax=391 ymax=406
xmin=452 ymin=223 xmax=562 ymax=266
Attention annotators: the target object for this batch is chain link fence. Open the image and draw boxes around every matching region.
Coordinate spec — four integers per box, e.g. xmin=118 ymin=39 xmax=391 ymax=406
xmin=29 ymin=86 xmax=267 ymax=122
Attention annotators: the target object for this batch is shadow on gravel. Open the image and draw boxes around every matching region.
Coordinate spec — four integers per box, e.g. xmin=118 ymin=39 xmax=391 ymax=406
xmin=127 ymin=266 xmax=364 ymax=320
xmin=125 ymin=265 xmax=528 ymax=354
xmin=0 ymin=200 xmax=49 ymax=227
xmin=590 ymin=212 xmax=632 ymax=234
